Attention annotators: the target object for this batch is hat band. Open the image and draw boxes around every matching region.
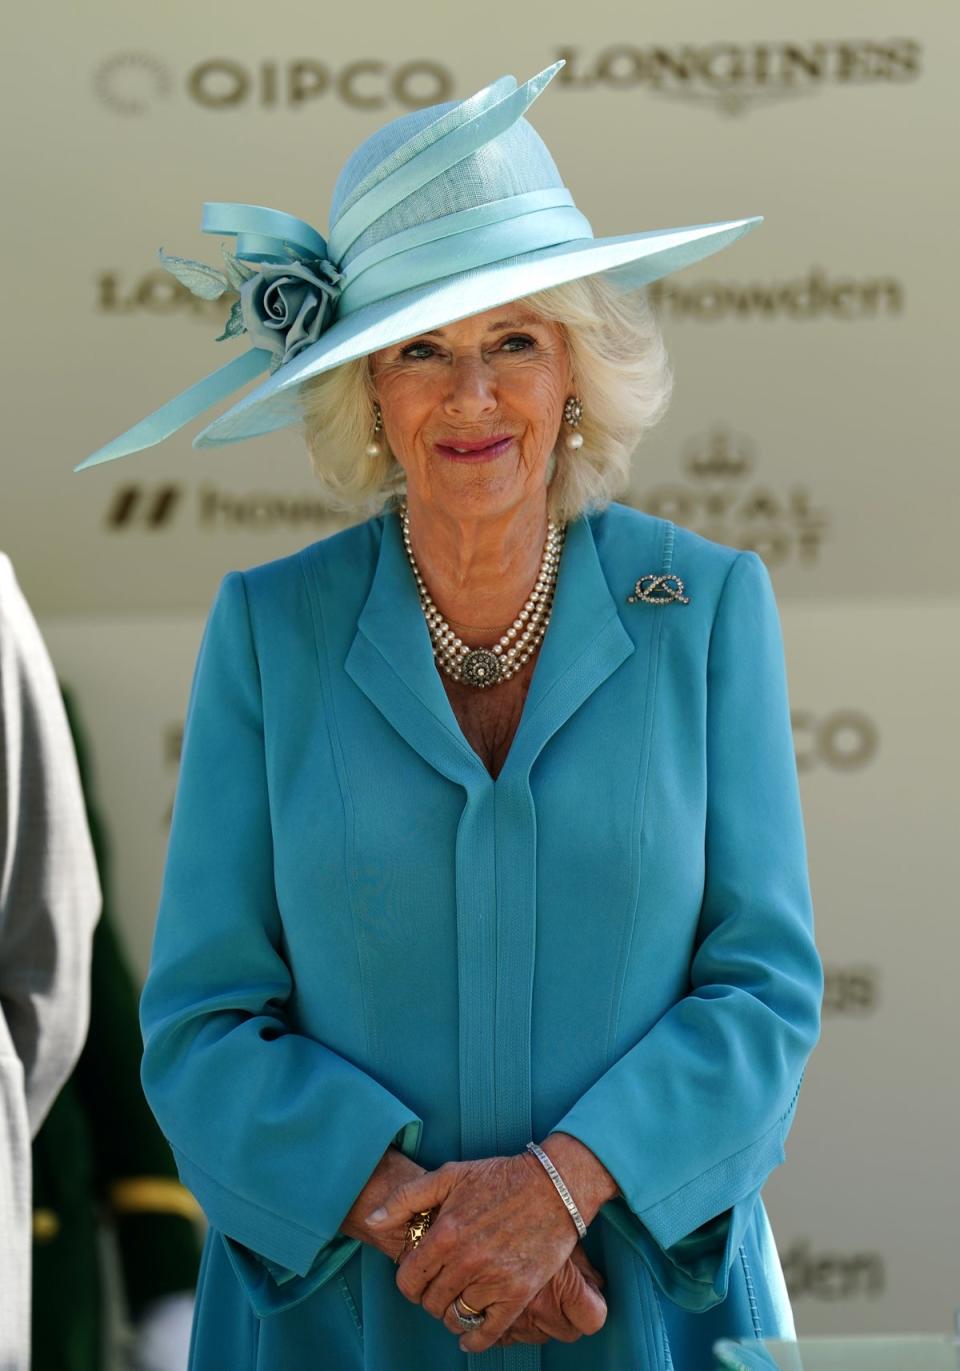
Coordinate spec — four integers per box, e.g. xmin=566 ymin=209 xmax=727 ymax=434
xmin=336 ymin=188 xmax=593 ymax=318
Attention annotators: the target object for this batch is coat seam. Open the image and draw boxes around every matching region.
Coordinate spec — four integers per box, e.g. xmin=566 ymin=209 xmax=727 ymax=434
xmin=335 ymin=1270 xmax=363 ymax=1342
xmin=251 ymin=1303 xmax=262 ymax=1367
xmin=706 ymin=549 xmax=747 ymax=665
xmin=660 ymin=519 xmax=676 ymax=575
xmin=234 ymin=572 xmax=267 ymax=710
xmin=632 ymin=1252 xmax=669 ymax=1369
xmin=607 ymin=516 xmax=670 ymax=1061
xmin=653 ymin=1282 xmax=674 ymax=1370
xmin=297 ymin=549 xmax=374 ymax=1065
xmin=231 ymin=569 xmax=285 ymax=950
xmin=738 ymin=1244 xmax=764 ymax=1339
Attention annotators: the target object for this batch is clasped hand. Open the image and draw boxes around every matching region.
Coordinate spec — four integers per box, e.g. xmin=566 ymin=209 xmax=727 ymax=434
xmin=365 ymin=1153 xmax=607 ymax=1353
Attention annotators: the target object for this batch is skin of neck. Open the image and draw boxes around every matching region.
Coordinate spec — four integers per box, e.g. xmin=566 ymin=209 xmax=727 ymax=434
xmin=403 ymin=491 xmax=551 ymax=649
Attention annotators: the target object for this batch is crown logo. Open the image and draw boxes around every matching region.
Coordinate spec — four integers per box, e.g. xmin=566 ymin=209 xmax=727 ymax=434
xmin=682 ymin=428 xmax=754 ymax=481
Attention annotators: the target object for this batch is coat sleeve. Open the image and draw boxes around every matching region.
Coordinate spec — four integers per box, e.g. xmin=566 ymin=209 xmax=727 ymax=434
xmin=550 ymin=550 xmax=823 ymax=1311
xmin=139 ymin=571 xmax=422 ymax=1316
xmin=0 ymin=553 xmax=101 ymax=1137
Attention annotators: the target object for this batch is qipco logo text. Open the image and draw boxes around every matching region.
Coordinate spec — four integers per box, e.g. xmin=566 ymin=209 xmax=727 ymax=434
xmin=792 ymin=709 xmax=879 ymax=773
xmin=186 ymin=58 xmax=452 ymax=111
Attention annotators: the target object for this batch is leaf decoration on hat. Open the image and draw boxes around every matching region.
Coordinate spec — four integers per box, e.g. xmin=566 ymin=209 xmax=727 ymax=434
xmin=158 ymin=244 xmax=258 ymax=342
xmin=215 ymin=298 xmax=247 ymax=343
xmin=219 ymin=245 xmax=257 ymax=291
xmin=157 ymin=248 xmax=234 ymax=300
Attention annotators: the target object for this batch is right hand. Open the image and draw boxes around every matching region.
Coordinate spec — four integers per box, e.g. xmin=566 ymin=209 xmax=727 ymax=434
xmin=461 ymin=1244 xmax=607 ymax=1347
xmin=339 ymin=1145 xmax=427 ymax=1261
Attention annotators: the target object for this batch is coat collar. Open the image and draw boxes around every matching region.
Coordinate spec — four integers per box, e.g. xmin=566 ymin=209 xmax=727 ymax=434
xmin=345 ymin=505 xmax=634 ymax=788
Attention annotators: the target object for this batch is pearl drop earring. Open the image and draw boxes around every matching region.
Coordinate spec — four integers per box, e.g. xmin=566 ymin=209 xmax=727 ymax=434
xmin=563 ymin=396 xmax=584 ymax=450
xmin=366 ymin=402 xmax=384 ymax=458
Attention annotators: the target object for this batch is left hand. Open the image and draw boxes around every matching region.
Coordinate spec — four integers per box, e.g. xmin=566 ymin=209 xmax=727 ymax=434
xmin=365 ymin=1152 xmax=584 ymax=1353
xmin=485 ymin=1242 xmax=607 ymax=1347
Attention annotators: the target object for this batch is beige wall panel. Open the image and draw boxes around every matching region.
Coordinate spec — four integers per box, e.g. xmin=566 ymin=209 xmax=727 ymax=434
xmin=763 ymin=602 xmax=958 ymax=1336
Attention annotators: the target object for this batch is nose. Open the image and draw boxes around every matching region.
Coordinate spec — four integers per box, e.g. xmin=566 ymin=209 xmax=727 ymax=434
xmin=442 ymin=354 xmax=498 ymax=420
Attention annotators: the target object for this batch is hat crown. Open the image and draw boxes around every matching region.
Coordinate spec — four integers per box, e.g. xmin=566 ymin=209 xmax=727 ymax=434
xmin=329 ymin=83 xmax=565 ymax=270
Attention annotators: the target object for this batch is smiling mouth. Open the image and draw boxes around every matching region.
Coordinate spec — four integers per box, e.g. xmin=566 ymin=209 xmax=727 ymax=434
xmin=434 ymin=436 xmax=514 ymax=458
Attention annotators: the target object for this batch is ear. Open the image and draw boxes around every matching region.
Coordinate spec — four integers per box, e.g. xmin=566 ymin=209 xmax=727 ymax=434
xmin=562 ymin=343 xmax=576 ymax=397
xmin=555 ymin=320 xmax=576 ymax=395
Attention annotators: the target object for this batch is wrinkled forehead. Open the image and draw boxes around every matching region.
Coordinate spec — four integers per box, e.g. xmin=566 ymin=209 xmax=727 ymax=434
xmin=370 ymin=301 xmax=563 ymax=355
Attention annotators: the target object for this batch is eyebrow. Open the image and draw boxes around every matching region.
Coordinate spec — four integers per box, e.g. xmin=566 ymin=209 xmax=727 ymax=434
xmin=417 ymin=317 xmax=540 ymax=338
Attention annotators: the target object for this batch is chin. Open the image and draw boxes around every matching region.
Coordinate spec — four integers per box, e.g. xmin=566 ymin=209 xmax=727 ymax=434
xmin=416 ymin=464 xmax=546 ymax=519
xmin=435 ymin=484 xmax=539 ymax=524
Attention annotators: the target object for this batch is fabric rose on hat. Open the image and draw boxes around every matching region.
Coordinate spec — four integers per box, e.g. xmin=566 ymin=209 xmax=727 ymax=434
xmin=157 ymin=246 xmax=343 ymax=374
xmin=240 ymin=259 xmax=343 ymax=372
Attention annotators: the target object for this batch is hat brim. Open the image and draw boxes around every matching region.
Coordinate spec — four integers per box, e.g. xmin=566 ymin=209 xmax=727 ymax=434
xmin=194 ymin=215 xmax=761 ymax=448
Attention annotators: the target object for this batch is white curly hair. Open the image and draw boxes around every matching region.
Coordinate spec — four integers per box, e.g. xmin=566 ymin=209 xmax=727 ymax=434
xmin=299 ymin=273 xmax=673 ymax=524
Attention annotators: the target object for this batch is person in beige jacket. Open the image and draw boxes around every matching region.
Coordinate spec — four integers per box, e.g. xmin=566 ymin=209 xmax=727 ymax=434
xmin=0 ymin=553 xmax=101 ymax=1371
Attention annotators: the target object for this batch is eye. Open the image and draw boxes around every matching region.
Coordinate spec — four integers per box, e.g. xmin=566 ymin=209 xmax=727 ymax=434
xmin=400 ymin=342 xmax=437 ymax=361
xmin=398 ymin=334 xmax=537 ymax=362
xmin=501 ymin=334 xmax=535 ymax=352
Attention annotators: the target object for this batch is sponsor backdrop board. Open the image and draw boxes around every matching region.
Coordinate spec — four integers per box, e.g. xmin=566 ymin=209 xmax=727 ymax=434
xmin=5 ymin=0 xmax=955 ymax=610
xmin=5 ymin=0 xmax=957 ymax=1350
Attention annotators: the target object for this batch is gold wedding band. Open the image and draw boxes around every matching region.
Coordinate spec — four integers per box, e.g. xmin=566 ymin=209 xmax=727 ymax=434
xmin=453 ymin=1296 xmax=486 ymax=1329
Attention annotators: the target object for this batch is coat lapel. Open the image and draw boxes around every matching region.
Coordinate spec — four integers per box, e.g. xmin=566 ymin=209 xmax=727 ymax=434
xmin=344 ymin=506 xmax=635 ymax=785
xmin=502 ymin=513 xmax=635 ymax=779
xmin=345 ymin=509 xmax=480 ymax=785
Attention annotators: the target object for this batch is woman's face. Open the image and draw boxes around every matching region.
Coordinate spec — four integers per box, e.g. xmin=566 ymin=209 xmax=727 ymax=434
xmin=368 ymin=302 xmax=574 ymax=524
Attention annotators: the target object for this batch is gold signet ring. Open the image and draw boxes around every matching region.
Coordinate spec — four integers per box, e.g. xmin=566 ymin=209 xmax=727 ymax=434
xmin=395 ymin=1209 xmax=433 ymax=1264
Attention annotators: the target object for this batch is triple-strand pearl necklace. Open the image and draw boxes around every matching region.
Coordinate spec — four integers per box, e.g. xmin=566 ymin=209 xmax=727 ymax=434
xmin=400 ymin=503 xmax=566 ymax=689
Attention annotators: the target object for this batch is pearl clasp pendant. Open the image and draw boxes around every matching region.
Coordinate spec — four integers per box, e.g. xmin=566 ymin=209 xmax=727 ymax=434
xmin=627 ymin=573 xmax=690 ymax=605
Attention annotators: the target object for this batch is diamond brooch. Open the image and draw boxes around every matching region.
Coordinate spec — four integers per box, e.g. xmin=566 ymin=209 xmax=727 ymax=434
xmin=627 ymin=573 xmax=690 ymax=606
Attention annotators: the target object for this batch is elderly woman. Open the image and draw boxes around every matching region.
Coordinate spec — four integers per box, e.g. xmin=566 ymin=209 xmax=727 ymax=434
xmin=79 ymin=61 xmax=823 ymax=1370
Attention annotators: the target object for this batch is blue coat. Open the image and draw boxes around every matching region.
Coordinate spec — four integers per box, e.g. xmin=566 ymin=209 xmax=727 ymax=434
xmin=139 ymin=500 xmax=823 ymax=1370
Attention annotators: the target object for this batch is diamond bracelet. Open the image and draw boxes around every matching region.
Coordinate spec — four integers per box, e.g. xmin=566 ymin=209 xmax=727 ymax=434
xmin=525 ymin=1141 xmax=588 ymax=1240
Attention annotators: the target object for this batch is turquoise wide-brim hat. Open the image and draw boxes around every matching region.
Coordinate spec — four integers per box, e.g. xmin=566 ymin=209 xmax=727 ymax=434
xmin=76 ymin=60 xmax=762 ymax=472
